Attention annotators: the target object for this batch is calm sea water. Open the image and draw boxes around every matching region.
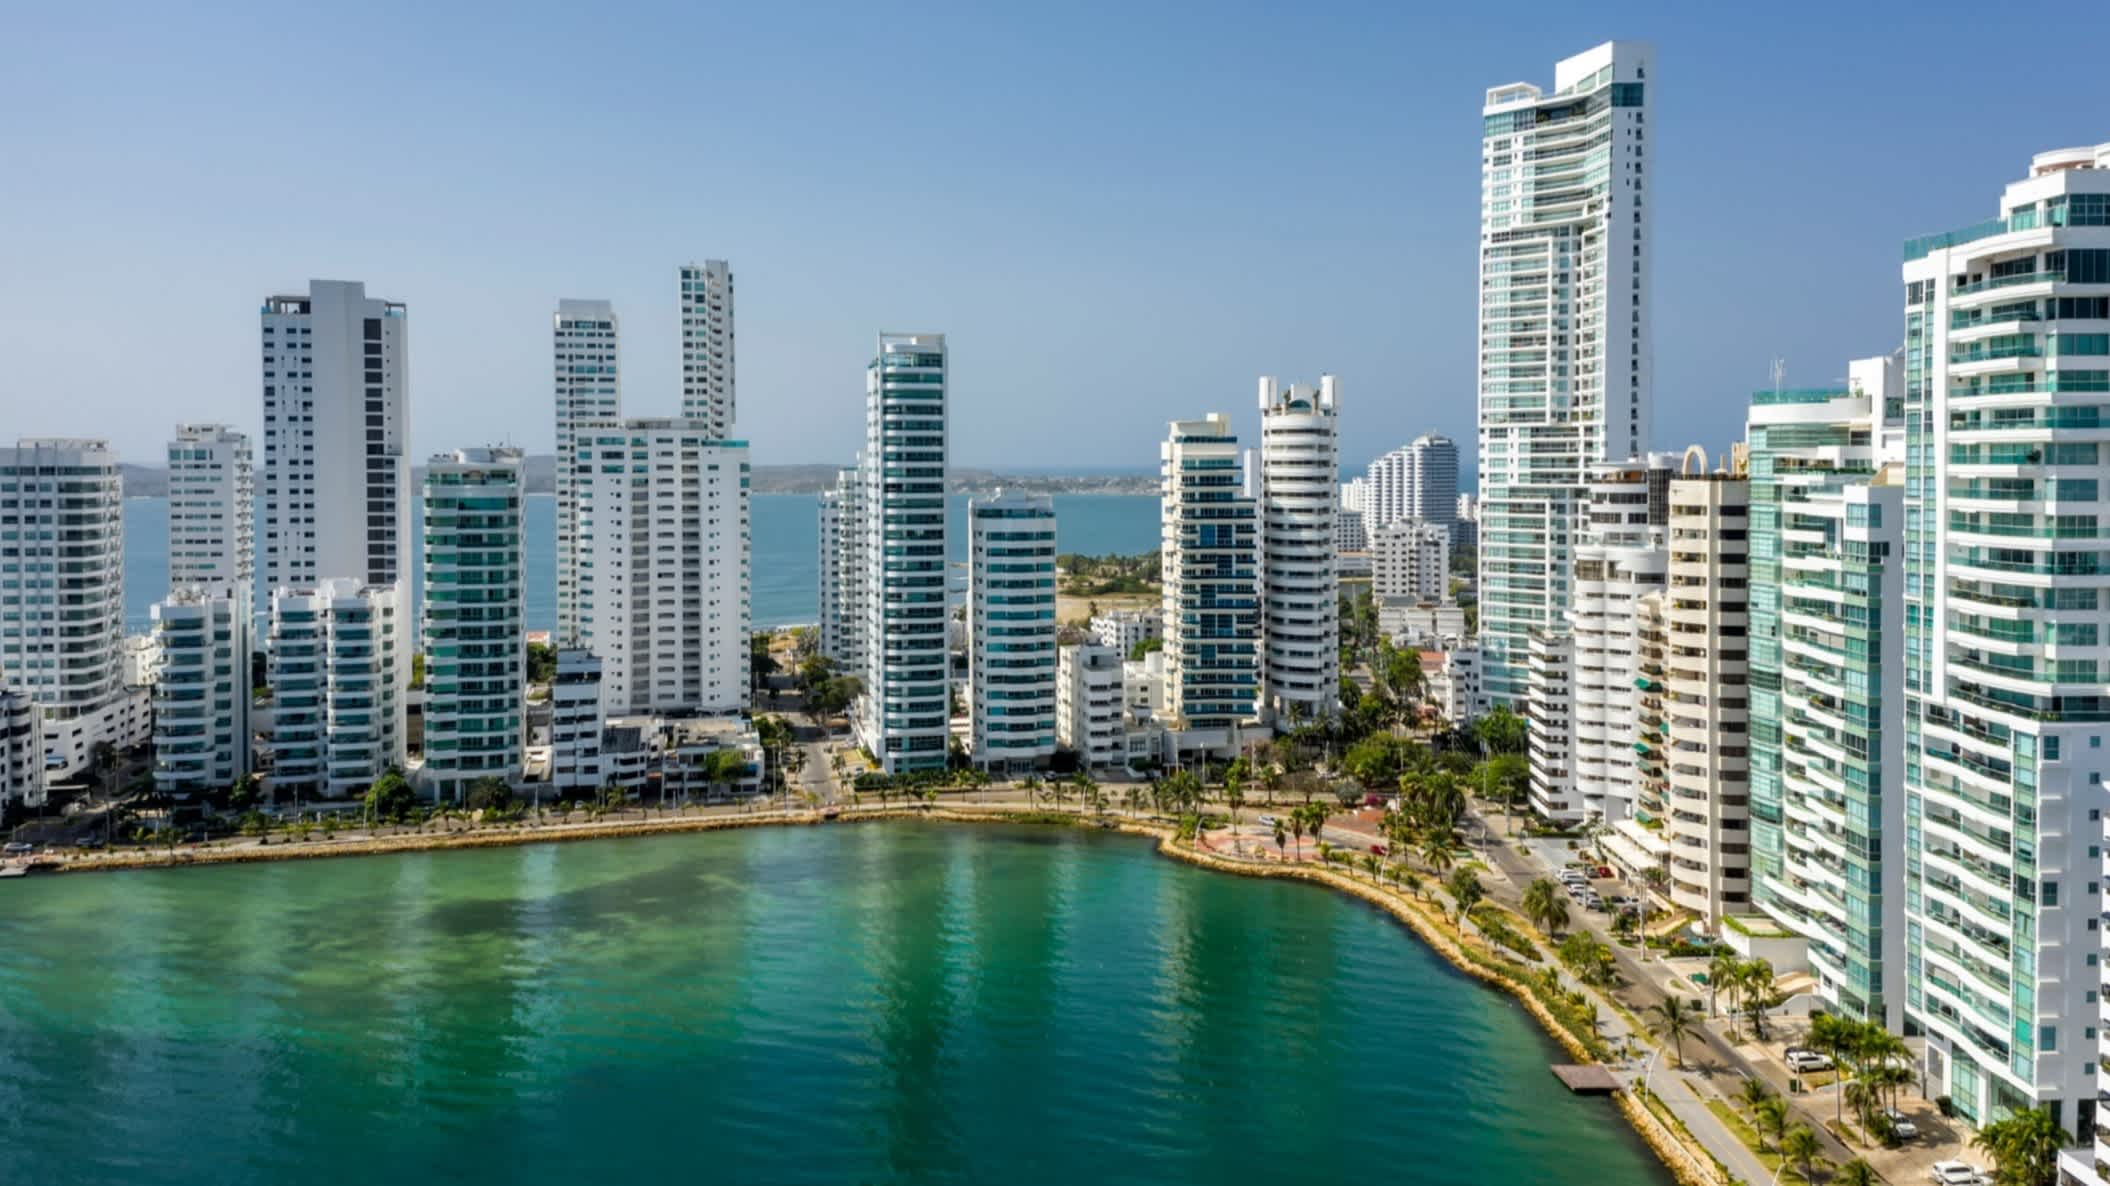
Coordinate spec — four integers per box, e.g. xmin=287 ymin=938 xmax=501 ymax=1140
xmin=123 ymin=492 xmax=1159 ymax=634
xmin=0 ymin=824 xmax=1669 ymax=1186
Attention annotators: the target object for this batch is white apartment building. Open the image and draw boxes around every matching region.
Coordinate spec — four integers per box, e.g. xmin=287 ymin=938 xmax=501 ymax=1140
xmin=817 ymin=464 xmax=865 ymax=670
xmin=1258 ymin=376 xmax=1340 ymax=722
xmin=1161 ymin=414 xmax=1259 ymax=737
xmin=854 ymin=334 xmax=950 ymax=773
xmin=168 ymin=423 xmax=255 ymax=597
xmin=548 ymin=648 xmax=606 ymax=793
xmin=1089 ymin=608 xmax=1161 ymax=658
xmin=421 ymin=448 xmax=526 ymax=799
xmin=1379 ymin=598 xmax=1468 ymax=644
xmin=1339 ymin=477 xmax=1368 ymax=515
xmin=0 ymin=438 xmax=135 ymax=780
xmin=1524 ymin=631 xmax=1575 ymax=817
xmin=1658 ymin=463 xmax=1751 ymax=929
xmin=150 ymin=590 xmax=248 ymax=796
xmin=1057 ymin=643 xmax=1125 ymax=768
xmin=0 ymin=685 xmax=41 ymax=809
xmin=574 ymin=420 xmax=750 ymax=716
xmin=1363 ymin=433 xmax=1459 ymax=533
xmin=1559 ymin=454 xmax=1675 ymax=824
xmin=265 ymin=578 xmax=406 ymax=800
xmin=1334 ymin=507 xmax=1367 ymax=553
xmin=680 ymin=261 xmax=735 ymax=437
xmin=260 ymin=280 xmax=409 ymax=592
xmin=1372 ymin=519 xmax=1450 ymax=603
xmin=554 ymin=299 xmax=619 ymax=646
xmin=1477 ymin=41 xmax=1653 ymax=702
xmin=968 ymin=492 xmax=1057 ymax=772
xmin=1897 ymin=144 xmax=2110 ymax=1144
xmin=1429 ymin=641 xmax=1491 ymax=726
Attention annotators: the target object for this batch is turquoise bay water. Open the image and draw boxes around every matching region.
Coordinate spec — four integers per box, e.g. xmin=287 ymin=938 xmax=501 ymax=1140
xmin=124 ymin=492 xmax=1159 ymax=633
xmin=0 ymin=824 xmax=1669 ymax=1186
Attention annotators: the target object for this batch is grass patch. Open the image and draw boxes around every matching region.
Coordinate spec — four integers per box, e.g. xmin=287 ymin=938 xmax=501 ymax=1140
xmin=1705 ymin=1100 xmax=1810 ymax=1184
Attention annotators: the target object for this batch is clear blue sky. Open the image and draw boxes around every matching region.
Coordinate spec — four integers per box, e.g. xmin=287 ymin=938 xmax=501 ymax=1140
xmin=5 ymin=0 xmax=2106 ymax=481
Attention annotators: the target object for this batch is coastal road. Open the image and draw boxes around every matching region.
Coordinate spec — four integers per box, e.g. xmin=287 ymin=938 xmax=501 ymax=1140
xmin=1467 ymin=804 xmax=1865 ymax=1174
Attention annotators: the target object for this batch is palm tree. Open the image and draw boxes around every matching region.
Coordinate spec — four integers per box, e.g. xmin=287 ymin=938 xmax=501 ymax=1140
xmin=1357 ymin=852 xmax=1380 ymax=881
xmin=1739 ymin=1075 xmax=1773 ymax=1114
xmin=1739 ymin=958 xmax=1776 ymax=1041
xmin=1648 ymin=996 xmax=1698 ymax=1068
xmin=1521 ymin=877 xmax=1556 ymax=933
xmin=1418 ymin=827 xmax=1457 ymax=877
xmin=1222 ymin=773 xmax=1245 ymax=826
xmin=1779 ymin=1123 xmax=1826 ymax=1185
xmin=1271 ymin=820 xmax=1287 ymax=861
xmin=1753 ymin=1095 xmax=1789 ymax=1153
xmin=1975 ymin=1106 xmax=2066 ymax=1186
xmin=1706 ymin=950 xmax=1740 ymax=1019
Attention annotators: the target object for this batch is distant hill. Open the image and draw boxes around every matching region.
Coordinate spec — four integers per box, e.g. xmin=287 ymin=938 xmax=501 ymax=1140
xmin=119 ymin=455 xmax=1153 ymax=498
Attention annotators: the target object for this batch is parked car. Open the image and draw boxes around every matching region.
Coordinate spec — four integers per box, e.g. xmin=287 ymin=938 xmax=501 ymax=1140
xmin=1581 ymin=894 xmax=1605 ymax=911
xmin=1369 ymin=844 xmax=1388 ymax=857
xmin=1784 ymin=1050 xmax=1833 ymax=1072
xmin=1257 ymin=815 xmax=1278 ymax=827
xmin=2 ymin=841 xmax=31 ymax=856
xmin=1882 ymin=1109 xmax=1919 ymax=1140
xmin=1927 ymin=1161 xmax=1984 ymax=1186
xmin=1558 ymin=870 xmax=1589 ymax=885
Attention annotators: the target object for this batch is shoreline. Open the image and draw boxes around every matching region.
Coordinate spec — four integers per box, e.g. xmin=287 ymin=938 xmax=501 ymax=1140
xmin=19 ymin=803 xmax=1718 ymax=1185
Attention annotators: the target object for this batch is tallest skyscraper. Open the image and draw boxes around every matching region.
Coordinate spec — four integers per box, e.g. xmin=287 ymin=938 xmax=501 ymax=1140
xmin=1475 ymin=41 xmax=1653 ymax=703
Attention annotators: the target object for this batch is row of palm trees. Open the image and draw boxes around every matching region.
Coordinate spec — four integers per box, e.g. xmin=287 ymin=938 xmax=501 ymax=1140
xmin=1801 ymin=1013 xmax=1914 ymax=1144
xmin=1703 ymin=951 xmax=1782 ymax=1042
xmin=1735 ymin=1076 xmax=1878 ymax=1185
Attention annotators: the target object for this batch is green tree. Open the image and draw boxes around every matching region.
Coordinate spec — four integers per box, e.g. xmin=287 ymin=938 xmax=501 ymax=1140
xmin=1753 ymin=1095 xmax=1789 ymax=1153
xmin=1443 ymin=868 xmax=1483 ymax=925
xmin=1127 ymin=636 xmax=1163 ymax=661
xmin=364 ymin=767 xmax=418 ymax=823
xmin=525 ymin=641 xmax=557 ymax=684
xmin=1707 ymin=950 xmax=1741 ymax=1018
xmin=1974 ymin=1106 xmax=2066 ymax=1186
xmin=465 ymin=776 xmax=515 ymax=814
xmin=226 ymin=772 xmax=263 ymax=813
xmin=1521 ymin=877 xmax=1571 ymax=937
xmin=1472 ymin=705 xmax=1526 ymax=755
xmin=1648 ymin=996 xmax=1698 ymax=1068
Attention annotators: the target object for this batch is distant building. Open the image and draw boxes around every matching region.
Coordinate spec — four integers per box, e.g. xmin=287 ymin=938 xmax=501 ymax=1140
xmin=1334 ymin=507 xmax=1367 ymax=553
xmin=1379 ymin=599 xmax=1467 ymax=645
xmin=260 ymin=280 xmax=409 ymax=592
xmin=1372 ymin=519 xmax=1449 ymax=603
xmin=1363 ymin=433 xmax=1459 ymax=532
xmin=679 ymin=261 xmax=736 ymax=437
xmin=1428 ymin=642 xmax=1490 ymax=726
xmin=549 ymin=648 xmax=606 ymax=794
xmin=1089 ymin=608 xmax=1161 ymax=658
xmin=553 ymin=298 xmax=620 ymax=647
xmin=168 ymin=423 xmax=255 ymax=597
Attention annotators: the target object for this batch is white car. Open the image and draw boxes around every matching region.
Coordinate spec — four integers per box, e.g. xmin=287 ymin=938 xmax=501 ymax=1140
xmin=1784 ymin=1050 xmax=1833 ymax=1072
xmin=1927 ymin=1161 xmax=1983 ymax=1186
xmin=1883 ymin=1108 xmax=1919 ymax=1140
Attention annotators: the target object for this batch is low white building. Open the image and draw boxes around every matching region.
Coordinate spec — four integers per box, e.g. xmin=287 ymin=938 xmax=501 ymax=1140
xmin=1089 ymin=608 xmax=1161 ymax=658
xmin=265 ymin=579 xmax=407 ymax=800
xmin=0 ymin=686 xmax=43 ymax=809
xmin=1372 ymin=519 xmax=1449 ymax=603
xmin=1428 ymin=642 xmax=1490 ymax=726
xmin=1057 ymin=643 xmax=1125 ymax=769
xmin=549 ymin=648 xmax=606 ymax=793
xmin=1379 ymin=598 xmax=1466 ymax=644
xmin=150 ymin=589 xmax=250 ymax=796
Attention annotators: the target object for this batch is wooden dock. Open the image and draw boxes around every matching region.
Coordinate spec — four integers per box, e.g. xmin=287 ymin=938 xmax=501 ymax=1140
xmin=1550 ymin=1064 xmax=1619 ymax=1094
